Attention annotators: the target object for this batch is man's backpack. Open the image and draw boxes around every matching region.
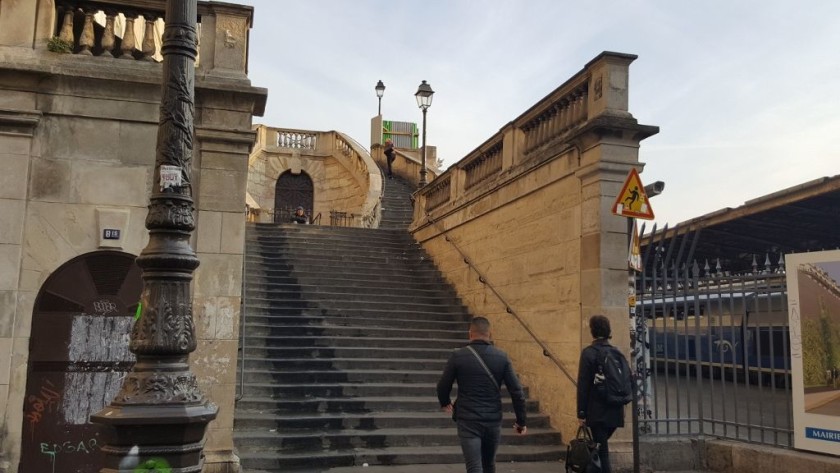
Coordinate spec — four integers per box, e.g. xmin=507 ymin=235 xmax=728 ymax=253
xmin=595 ymin=345 xmax=633 ymax=406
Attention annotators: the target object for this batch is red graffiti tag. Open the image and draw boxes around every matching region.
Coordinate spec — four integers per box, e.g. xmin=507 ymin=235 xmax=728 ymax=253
xmin=26 ymin=379 xmax=61 ymax=434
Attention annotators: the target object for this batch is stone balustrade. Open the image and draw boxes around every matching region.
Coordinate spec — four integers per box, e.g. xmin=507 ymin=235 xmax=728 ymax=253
xmin=0 ymin=0 xmax=253 ymax=79
xmin=276 ymin=128 xmax=319 ymax=150
xmin=51 ymin=1 xmax=165 ymax=60
xmin=463 ymin=140 xmax=503 ymax=191
xmin=414 ymin=51 xmax=640 ymax=223
xmin=423 ymin=176 xmax=451 ymax=213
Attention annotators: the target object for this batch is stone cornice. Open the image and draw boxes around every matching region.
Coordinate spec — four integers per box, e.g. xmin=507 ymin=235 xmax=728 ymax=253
xmin=0 ymin=47 xmax=267 ymax=112
xmin=0 ymin=108 xmax=42 ymax=136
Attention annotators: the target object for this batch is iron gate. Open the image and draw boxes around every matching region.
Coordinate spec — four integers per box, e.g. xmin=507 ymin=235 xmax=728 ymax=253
xmin=634 ymin=226 xmax=793 ymax=447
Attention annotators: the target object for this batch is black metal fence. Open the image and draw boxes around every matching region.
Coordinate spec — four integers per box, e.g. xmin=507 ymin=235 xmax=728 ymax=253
xmin=635 ymin=226 xmax=793 ymax=447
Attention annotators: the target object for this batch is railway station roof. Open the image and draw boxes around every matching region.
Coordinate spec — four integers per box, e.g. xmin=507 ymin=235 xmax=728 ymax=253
xmin=639 ymin=175 xmax=840 ymax=275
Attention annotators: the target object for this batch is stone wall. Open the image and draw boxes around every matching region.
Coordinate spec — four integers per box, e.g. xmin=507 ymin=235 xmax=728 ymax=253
xmin=411 ymin=52 xmax=658 ymax=464
xmin=0 ymin=2 xmax=267 ymax=472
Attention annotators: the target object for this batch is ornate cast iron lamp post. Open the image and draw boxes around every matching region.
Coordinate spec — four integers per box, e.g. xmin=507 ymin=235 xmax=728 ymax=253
xmin=91 ymin=1 xmax=217 ymax=471
xmin=415 ymin=80 xmax=434 ymax=187
xmin=375 ymin=79 xmax=386 ymax=115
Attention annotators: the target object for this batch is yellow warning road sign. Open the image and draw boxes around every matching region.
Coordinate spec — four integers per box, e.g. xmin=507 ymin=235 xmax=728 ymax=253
xmin=612 ymin=168 xmax=655 ymax=220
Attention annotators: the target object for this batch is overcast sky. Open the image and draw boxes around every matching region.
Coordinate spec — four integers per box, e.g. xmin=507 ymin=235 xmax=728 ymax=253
xmin=242 ymin=0 xmax=840 ymax=227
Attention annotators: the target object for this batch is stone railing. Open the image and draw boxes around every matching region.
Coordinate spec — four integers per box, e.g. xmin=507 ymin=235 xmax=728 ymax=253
xmin=0 ymin=0 xmax=253 ymax=78
xmin=423 ymin=176 xmax=451 ymax=213
xmin=521 ymin=83 xmax=589 ymax=154
xmin=335 ymin=131 xmax=382 ymax=228
xmin=463 ymin=140 xmax=503 ymax=191
xmin=277 ymin=129 xmax=318 ymax=150
xmin=51 ymin=1 xmax=166 ymax=60
xmin=413 ymin=51 xmax=640 ymax=221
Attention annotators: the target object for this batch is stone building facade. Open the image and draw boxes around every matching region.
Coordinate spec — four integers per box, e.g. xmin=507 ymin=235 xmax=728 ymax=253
xmin=0 ymin=1 xmax=266 ymax=472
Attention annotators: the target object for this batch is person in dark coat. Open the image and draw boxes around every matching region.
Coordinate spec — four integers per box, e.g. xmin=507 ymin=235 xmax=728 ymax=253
xmin=437 ymin=317 xmax=527 ymax=473
xmin=383 ymin=139 xmax=395 ymax=178
xmin=290 ymin=206 xmax=308 ymax=224
xmin=577 ymin=314 xmax=625 ymax=473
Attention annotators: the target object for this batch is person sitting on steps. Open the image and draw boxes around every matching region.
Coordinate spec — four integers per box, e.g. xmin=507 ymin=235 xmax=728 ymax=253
xmin=290 ymin=206 xmax=308 ymax=224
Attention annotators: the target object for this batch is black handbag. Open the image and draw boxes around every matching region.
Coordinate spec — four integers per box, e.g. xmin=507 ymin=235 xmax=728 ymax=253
xmin=565 ymin=426 xmax=601 ymax=473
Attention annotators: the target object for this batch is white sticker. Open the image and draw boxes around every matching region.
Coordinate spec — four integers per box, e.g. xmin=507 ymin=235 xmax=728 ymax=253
xmin=159 ymin=165 xmax=182 ymax=191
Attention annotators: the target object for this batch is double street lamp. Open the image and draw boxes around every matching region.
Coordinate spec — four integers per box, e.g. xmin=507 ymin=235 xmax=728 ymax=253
xmin=375 ymin=80 xmax=385 ymax=116
xmin=415 ymin=80 xmax=434 ymax=187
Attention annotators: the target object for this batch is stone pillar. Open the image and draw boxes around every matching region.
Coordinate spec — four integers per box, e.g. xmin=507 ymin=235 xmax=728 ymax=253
xmin=585 ymin=52 xmax=636 ymax=119
xmin=0 ymin=108 xmax=40 ymax=473
xmin=200 ymin=4 xmax=253 ymax=80
xmin=0 ymin=0 xmax=40 ymax=47
xmin=193 ymin=126 xmax=255 ymax=472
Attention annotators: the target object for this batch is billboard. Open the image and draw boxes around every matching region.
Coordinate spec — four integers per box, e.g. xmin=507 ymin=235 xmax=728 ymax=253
xmin=786 ymin=250 xmax=840 ymax=455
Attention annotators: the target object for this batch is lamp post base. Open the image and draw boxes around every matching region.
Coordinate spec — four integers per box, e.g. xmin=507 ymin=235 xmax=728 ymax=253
xmin=91 ymin=402 xmax=217 ymax=472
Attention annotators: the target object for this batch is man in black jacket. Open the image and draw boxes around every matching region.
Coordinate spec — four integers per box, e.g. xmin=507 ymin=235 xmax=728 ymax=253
xmin=577 ymin=315 xmax=625 ymax=473
xmin=437 ymin=317 xmax=527 ymax=473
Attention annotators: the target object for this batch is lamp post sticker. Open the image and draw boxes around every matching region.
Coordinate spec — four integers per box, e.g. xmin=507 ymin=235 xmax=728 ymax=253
xmin=159 ymin=165 xmax=182 ymax=191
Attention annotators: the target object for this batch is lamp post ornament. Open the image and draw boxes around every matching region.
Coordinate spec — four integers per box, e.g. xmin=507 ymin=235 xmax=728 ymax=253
xmin=415 ymin=80 xmax=434 ymax=187
xmin=91 ymin=0 xmax=217 ymax=471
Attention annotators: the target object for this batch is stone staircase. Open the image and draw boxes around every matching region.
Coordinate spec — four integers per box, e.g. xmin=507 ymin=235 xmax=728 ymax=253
xmin=235 ymin=178 xmax=565 ymax=472
xmin=378 ymin=176 xmax=415 ymax=229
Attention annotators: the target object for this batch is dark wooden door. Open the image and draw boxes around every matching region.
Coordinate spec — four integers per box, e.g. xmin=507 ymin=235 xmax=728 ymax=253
xmin=274 ymin=171 xmax=313 ymax=222
xmin=19 ymin=251 xmax=141 ymax=473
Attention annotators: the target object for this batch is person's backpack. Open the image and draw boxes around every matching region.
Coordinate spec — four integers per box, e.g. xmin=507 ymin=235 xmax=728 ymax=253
xmin=594 ymin=345 xmax=633 ymax=406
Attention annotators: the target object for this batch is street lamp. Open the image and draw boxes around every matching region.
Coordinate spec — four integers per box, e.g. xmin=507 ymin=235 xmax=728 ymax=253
xmin=415 ymin=80 xmax=434 ymax=187
xmin=375 ymin=80 xmax=385 ymax=116
xmin=91 ymin=0 xmax=216 ymax=471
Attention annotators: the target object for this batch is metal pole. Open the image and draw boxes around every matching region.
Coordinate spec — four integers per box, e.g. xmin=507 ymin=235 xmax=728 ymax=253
xmin=628 ymin=217 xmax=641 ymax=473
xmin=419 ymin=108 xmax=428 ymax=186
xmin=91 ymin=1 xmax=217 ymax=471
xmin=378 ymin=96 xmax=382 ymax=116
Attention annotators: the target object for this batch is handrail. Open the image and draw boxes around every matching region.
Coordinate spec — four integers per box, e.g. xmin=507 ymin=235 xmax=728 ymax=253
xmin=424 ymin=214 xmax=578 ymax=387
xmin=236 ymin=210 xmax=249 ymax=402
xmin=311 ymin=212 xmax=322 ymax=225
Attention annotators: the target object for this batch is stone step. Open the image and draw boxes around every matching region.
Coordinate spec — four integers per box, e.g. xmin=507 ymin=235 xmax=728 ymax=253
xmin=239 ymin=382 xmax=456 ymax=398
xmin=237 ymin=444 xmax=564 ymax=470
xmin=234 ymin=427 xmax=562 ymax=453
xmin=245 ymin=271 xmax=448 ymax=286
xmin=238 ymin=369 xmax=445 ymax=384
xmin=242 ymin=307 xmax=470 ymax=322
xmin=245 ymin=253 xmax=429 ymax=267
xmin=234 ymin=396 xmax=540 ymax=415
xmin=241 ymin=345 xmax=456 ymax=360
xmin=239 ymin=356 xmax=447 ymax=372
xmin=243 ymin=290 xmax=462 ymax=306
xmin=233 ymin=411 xmax=553 ymax=431
xmin=241 ymin=324 xmax=463 ymax=340
xmin=247 ymin=239 xmax=423 ymax=252
xmin=240 ymin=314 xmax=468 ymax=331
xmin=243 ymin=282 xmax=459 ymax=298
xmin=245 ymin=335 xmax=464 ymax=350
xmin=244 ymin=299 xmax=469 ymax=314
xmin=247 ymin=265 xmax=444 ymax=279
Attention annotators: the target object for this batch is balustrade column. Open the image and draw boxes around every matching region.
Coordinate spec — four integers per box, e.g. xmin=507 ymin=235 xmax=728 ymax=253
xmin=101 ymin=10 xmax=117 ymax=57
xmin=141 ymin=14 xmax=157 ymax=61
xmin=58 ymin=7 xmax=75 ymax=46
xmin=120 ymin=14 xmax=137 ymax=59
xmin=77 ymin=7 xmax=96 ymax=55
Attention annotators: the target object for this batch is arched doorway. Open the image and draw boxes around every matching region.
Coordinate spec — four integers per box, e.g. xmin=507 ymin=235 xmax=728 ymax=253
xmin=19 ymin=251 xmax=142 ymax=473
xmin=274 ymin=170 xmax=313 ymax=222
